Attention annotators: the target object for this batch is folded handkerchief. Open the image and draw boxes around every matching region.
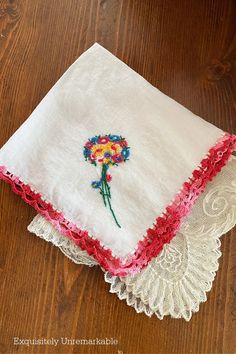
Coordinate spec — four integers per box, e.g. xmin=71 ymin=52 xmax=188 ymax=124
xmin=28 ymin=155 xmax=236 ymax=320
xmin=0 ymin=43 xmax=235 ymax=276
xmin=28 ymin=156 xmax=236 ymax=321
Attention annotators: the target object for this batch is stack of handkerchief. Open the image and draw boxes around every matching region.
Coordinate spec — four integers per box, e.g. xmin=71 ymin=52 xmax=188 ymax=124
xmin=1 ymin=43 xmax=235 ymax=320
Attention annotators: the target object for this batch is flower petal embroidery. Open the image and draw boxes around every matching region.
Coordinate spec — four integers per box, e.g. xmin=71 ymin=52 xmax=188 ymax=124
xmin=83 ymin=134 xmax=130 ymax=227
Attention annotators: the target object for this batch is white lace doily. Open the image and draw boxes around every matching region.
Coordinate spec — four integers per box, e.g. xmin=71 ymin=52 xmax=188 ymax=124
xmin=28 ymin=156 xmax=236 ymax=321
xmin=27 ymin=214 xmax=98 ymax=268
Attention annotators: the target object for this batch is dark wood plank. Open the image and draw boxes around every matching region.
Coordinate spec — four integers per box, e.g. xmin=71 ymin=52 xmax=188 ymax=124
xmin=0 ymin=0 xmax=235 ymax=353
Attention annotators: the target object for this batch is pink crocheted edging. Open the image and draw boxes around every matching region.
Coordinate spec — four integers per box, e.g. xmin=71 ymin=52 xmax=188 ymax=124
xmin=0 ymin=132 xmax=235 ymax=276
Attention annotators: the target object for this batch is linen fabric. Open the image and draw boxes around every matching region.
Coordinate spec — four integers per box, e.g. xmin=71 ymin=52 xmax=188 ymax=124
xmin=0 ymin=43 xmax=235 ymax=275
xmin=28 ymin=156 xmax=236 ymax=320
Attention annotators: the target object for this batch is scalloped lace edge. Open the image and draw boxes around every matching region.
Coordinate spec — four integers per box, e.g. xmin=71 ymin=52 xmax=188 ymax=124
xmin=28 ymin=156 xmax=236 ymax=320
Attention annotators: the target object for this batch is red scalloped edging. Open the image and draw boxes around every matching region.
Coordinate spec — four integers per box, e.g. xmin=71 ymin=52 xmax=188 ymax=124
xmin=0 ymin=132 xmax=236 ymax=276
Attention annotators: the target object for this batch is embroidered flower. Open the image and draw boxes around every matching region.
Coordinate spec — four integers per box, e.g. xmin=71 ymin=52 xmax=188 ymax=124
xmin=106 ymin=174 xmax=112 ymax=182
xmin=91 ymin=181 xmax=102 ymax=189
xmin=112 ymin=154 xmax=123 ymax=163
xmin=119 ymin=139 xmax=128 ymax=148
xmin=83 ymin=134 xmax=130 ymax=227
xmin=85 ymin=142 xmax=94 ymax=149
xmin=90 ymin=136 xmax=99 ymax=144
xmin=104 ymin=152 xmax=112 ymax=158
xmin=83 ymin=148 xmax=91 ymax=158
xmin=121 ymin=148 xmax=130 ymax=159
xmin=98 ymin=136 xmax=109 ymax=144
xmin=109 ymin=135 xmax=121 ymax=142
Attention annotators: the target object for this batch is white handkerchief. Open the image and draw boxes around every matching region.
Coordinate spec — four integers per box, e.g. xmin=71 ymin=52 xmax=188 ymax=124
xmin=28 ymin=156 xmax=236 ymax=320
xmin=0 ymin=43 xmax=235 ymax=275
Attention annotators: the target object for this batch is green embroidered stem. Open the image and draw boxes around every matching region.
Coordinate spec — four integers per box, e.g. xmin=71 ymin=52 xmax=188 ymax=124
xmin=100 ymin=164 xmax=121 ymax=228
xmin=105 ymin=178 xmax=111 ymax=198
xmin=100 ymin=174 xmax=107 ymax=207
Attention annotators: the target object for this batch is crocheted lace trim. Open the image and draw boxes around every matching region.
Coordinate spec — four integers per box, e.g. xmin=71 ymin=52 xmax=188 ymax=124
xmin=28 ymin=155 xmax=236 ymax=320
xmin=1 ymin=132 xmax=236 ymax=276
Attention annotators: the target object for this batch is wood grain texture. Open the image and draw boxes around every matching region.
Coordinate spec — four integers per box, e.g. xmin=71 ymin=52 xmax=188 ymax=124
xmin=0 ymin=0 xmax=236 ymax=353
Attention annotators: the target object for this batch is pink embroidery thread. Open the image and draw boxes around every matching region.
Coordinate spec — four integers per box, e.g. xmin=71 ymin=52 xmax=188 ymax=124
xmin=0 ymin=132 xmax=235 ymax=276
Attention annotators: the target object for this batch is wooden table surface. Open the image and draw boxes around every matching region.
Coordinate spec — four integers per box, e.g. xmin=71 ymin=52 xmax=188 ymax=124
xmin=0 ymin=1 xmax=236 ymax=353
